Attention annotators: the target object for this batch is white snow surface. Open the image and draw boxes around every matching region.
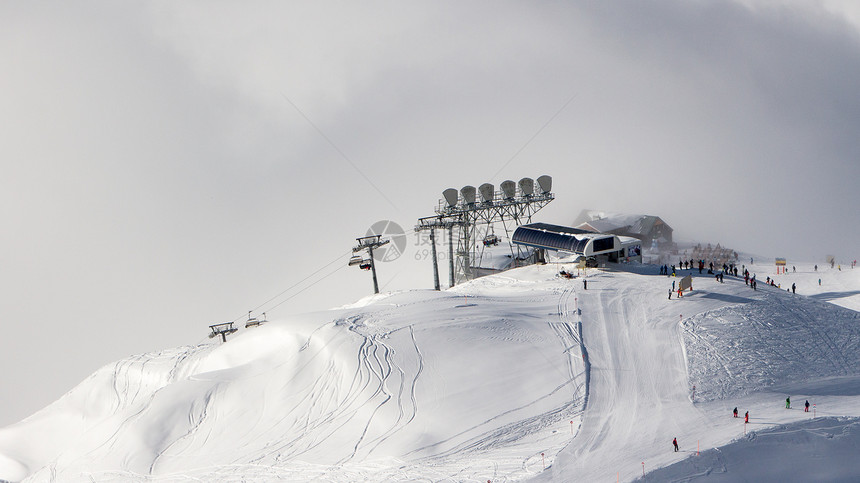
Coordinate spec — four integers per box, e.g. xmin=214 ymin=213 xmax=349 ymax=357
xmin=1 ymin=261 xmax=860 ymax=482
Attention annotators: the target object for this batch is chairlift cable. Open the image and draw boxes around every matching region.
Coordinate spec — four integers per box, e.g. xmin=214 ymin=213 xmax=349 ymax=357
xmin=230 ymin=249 xmax=352 ymax=323
xmin=263 ymin=263 xmax=348 ymax=314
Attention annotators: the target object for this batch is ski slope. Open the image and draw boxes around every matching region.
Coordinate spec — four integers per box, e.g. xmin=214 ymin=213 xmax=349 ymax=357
xmin=1 ymin=261 xmax=860 ymax=481
xmin=543 ymin=261 xmax=860 ymax=481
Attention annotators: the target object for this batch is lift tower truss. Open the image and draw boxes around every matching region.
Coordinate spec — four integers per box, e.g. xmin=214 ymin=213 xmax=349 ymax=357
xmin=415 ymin=176 xmax=554 ymax=287
xmin=350 ymin=234 xmax=390 ymax=294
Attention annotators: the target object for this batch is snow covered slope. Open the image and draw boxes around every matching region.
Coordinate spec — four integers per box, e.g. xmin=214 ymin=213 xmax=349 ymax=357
xmin=2 ymin=261 xmax=860 ymax=482
xmin=0 ymin=270 xmax=586 ymax=482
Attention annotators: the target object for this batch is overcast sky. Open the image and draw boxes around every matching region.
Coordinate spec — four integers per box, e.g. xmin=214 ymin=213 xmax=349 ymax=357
xmin=2 ymin=0 xmax=860 ymax=426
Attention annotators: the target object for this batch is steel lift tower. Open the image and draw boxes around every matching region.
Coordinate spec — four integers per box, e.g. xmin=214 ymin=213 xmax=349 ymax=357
xmin=415 ymin=175 xmax=554 ymax=288
xmin=349 ymin=234 xmax=390 ymax=294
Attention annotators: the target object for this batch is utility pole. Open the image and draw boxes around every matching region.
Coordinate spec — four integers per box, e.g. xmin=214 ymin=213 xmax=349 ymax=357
xmin=415 ymin=216 xmax=460 ymax=290
xmin=368 ymin=245 xmax=379 ymax=294
xmin=448 ymin=225 xmax=455 ymax=288
xmin=429 ymin=228 xmax=440 ymax=291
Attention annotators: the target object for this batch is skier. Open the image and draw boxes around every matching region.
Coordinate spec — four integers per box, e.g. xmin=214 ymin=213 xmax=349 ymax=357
xmin=819 ymin=278 xmax=822 ymax=286
xmin=786 ymin=396 xmax=791 ymax=409
xmin=673 ymin=437 xmax=679 ymax=452
xmin=805 ymin=400 xmax=810 ymax=412
xmin=792 ymin=283 xmax=796 ymax=294
xmin=745 ymin=411 xmax=749 ymax=423
xmin=815 ymin=264 xmax=818 ymax=271
xmin=733 ymin=407 xmax=738 ymax=418
xmin=583 ymin=279 xmax=587 ymax=290
xmin=668 ymin=288 xmax=672 ymax=300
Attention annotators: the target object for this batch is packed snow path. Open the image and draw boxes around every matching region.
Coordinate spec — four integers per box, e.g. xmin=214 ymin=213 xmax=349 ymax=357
xmin=545 ymin=263 xmax=860 ymax=482
xmin=547 ymin=269 xmax=715 ymax=481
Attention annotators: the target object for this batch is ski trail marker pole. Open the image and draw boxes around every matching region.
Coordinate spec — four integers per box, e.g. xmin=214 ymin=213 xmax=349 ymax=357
xmin=570 ymin=420 xmax=574 ymax=434
xmin=541 ymin=452 xmax=545 ymax=469
xmin=642 ymin=462 xmax=645 ymax=477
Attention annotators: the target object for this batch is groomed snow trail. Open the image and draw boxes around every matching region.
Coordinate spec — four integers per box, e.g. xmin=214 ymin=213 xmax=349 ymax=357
xmin=547 ymin=269 xmax=713 ymax=481
xmin=543 ymin=263 xmax=860 ymax=482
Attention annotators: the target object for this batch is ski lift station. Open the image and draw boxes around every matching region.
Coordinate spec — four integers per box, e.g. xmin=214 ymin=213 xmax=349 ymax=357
xmin=512 ymin=222 xmax=643 ymax=264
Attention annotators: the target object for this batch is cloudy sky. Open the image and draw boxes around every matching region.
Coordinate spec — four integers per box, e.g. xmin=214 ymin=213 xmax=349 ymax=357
xmin=2 ymin=0 xmax=859 ymax=426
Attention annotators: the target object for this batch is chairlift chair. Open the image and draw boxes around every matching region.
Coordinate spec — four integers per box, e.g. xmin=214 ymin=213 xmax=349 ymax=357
xmin=482 ymin=233 xmax=500 ymax=247
xmin=359 ymin=259 xmax=372 ymax=270
xmin=349 ymin=255 xmax=363 ymax=266
xmin=247 ymin=312 xmax=269 ymax=328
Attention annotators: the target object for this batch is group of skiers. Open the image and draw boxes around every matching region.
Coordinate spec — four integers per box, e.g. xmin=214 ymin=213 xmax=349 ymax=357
xmin=662 ymin=260 xmax=743 ymax=277
xmin=666 ymin=260 xmax=810 ymax=300
xmin=684 ymin=399 xmax=812 ymax=453
xmin=665 ymin=261 xmax=746 ymax=279
xmin=731 ymin=406 xmax=750 ymax=423
xmin=743 ymin=269 xmax=756 ymax=290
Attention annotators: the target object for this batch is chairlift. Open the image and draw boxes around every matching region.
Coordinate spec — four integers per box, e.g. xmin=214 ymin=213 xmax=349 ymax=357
xmin=482 ymin=233 xmax=500 ymax=247
xmin=359 ymin=259 xmax=372 ymax=270
xmin=245 ymin=310 xmax=262 ymax=328
xmin=209 ymin=322 xmax=238 ymax=342
xmin=349 ymin=255 xmax=363 ymax=266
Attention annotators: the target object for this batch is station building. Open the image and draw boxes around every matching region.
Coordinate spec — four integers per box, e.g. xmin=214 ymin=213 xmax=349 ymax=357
xmin=512 ymin=222 xmax=642 ymax=264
